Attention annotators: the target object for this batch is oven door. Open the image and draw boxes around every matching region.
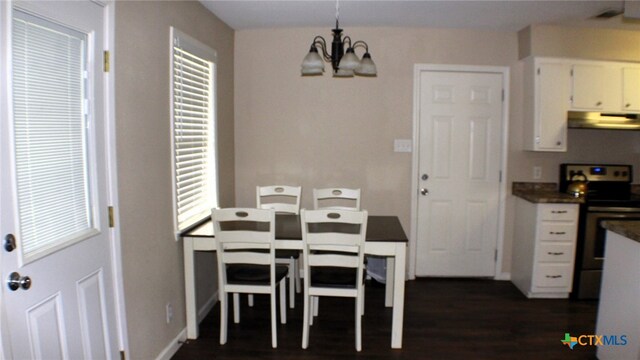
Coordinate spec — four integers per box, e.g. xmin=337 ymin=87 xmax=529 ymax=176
xmin=583 ymin=207 xmax=640 ymax=269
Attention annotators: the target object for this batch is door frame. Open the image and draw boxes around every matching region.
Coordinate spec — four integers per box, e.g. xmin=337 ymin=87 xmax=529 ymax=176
xmin=0 ymin=0 xmax=128 ymax=357
xmin=409 ymin=64 xmax=510 ymax=280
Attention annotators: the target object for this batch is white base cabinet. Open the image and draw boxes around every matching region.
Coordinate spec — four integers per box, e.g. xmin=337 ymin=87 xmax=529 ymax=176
xmin=511 ymin=199 xmax=579 ymax=298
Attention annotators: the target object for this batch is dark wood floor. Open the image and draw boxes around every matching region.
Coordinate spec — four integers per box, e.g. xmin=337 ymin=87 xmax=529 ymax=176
xmin=172 ymin=278 xmax=598 ymax=359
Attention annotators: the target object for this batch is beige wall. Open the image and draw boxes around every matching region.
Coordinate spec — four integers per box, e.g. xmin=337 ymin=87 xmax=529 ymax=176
xmin=234 ymin=27 xmax=519 ymax=274
xmin=235 ymin=25 xmax=640 ymax=280
xmin=521 ymin=24 xmax=640 ymax=61
xmin=114 ymin=1 xmax=234 ymax=358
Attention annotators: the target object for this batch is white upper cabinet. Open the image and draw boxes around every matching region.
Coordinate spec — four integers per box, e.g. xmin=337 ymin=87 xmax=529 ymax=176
xmin=524 ymin=57 xmax=640 ymax=152
xmin=523 ymin=57 xmax=570 ymax=152
xmin=622 ymin=67 xmax=640 ymax=112
xmin=570 ymin=63 xmax=620 ymax=112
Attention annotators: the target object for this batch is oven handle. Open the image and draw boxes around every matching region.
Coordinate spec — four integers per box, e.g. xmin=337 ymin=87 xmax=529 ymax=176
xmin=587 ymin=206 xmax=640 ymax=213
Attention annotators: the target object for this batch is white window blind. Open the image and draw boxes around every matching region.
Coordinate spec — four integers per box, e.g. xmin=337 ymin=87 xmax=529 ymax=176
xmin=12 ymin=11 xmax=95 ymax=261
xmin=171 ymin=28 xmax=218 ymax=232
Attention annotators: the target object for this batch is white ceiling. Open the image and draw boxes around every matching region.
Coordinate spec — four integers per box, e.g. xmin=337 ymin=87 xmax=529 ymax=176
xmin=200 ymin=0 xmax=640 ymax=32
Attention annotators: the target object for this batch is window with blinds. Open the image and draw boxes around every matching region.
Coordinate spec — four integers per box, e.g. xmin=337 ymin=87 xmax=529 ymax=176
xmin=12 ymin=10 xmax=97 ymax=262
xmin=171 ymin=28 xmax=218 ymax=233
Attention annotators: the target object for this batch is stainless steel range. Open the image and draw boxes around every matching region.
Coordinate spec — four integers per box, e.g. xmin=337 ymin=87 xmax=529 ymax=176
xmin=560 ymin=163 xmax=640 ymax=299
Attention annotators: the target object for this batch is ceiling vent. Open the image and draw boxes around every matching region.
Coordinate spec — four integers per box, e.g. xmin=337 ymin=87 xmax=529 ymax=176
xmin=592 ymin=8 xmax=624 ymax=19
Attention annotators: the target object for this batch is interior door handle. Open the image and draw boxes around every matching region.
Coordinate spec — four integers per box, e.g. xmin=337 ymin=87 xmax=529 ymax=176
xmin=420 ymin=188 xmax=429 ymax=196
xmin=7 ymin=272 xmax=31 ymax=291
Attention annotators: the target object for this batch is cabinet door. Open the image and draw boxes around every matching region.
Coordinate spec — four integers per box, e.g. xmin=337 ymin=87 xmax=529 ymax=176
xmin=622 ymin=67 xmax=640 ymax=112
xmin=536 ymin=62 xmax=568 ymax=151
xmin=571 ymin=64 xmax=606 ymax=110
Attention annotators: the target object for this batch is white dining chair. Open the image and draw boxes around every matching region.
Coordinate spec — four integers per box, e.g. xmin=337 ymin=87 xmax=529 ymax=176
xmin=300 ymin=208 xmax=368 ymax=351
xmin=311 ymin=187 xmax=363 ymax=318
xmin=313 ymin=187 xmax=361 ymax=211
xmin=256 ymin=185 xmax=302 ymax=309
xmin=212 ymin=208 xmax=288 ymax=348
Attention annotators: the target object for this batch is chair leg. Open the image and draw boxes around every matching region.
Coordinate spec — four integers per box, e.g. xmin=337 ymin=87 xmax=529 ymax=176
xmin=233 ymin=293 xmax=240 ymax=324
xmin=248 ymin=294 xmax=254 ymax=307
xmin=313 ymin=296 xmax=319 ymax=317
xmin=279 ymin=279 xmax=287 ymax=324
xmin=294 ymin=258 xmax=301 ymax=293
xmin=302 ymin=292 xmax=310 ymax=349
xmin=309 ymin=296 xmax=314 ymax=326
xmin=361 ymin=283 xmax=365 ymax=315
xmin=288 ymin=258 xmax=295 ymax=309
xmin=355 ymin=297 xmax=362 ymax=351
xmin=220 ymin=291 xmax=228 ymax=345
xmin=271 ymin=287 xmax=278 ymax=348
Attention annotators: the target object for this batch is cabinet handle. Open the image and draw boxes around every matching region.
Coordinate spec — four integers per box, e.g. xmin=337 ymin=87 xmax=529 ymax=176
xmin=596 ymin=101 xmax=602 ymax=106
xmin=547 ymin=252 xmax=564 ymax=255
xmin=551 ymin=210 xmax=567 ymax=214
xmin=550 ymin=231 xmax=566 ymax=235
xmin=626 ymin=103 xmax=631 ymax=108
xmin=546 ymin=275 xmax=562 ymax=279
xmin=556 ymin=141 xmax=562 ymax=146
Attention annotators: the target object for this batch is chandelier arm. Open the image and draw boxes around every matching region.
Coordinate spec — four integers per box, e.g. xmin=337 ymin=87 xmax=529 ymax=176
xmin=342 ymin=35 xmax=352 ymax=48
xmin=312 ymin=36 xmax=332 ymax=62
xmin=351 ymin=40 xmax=369 ymax=53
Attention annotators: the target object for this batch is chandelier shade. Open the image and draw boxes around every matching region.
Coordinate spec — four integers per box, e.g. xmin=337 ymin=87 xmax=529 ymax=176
xmin=300 ymin=1 xmax=376 ymax=78
xmin=301 ymin=46 xmax=325 ymax=75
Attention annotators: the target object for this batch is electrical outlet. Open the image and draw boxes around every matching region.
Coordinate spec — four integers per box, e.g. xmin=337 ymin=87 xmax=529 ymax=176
xmin=533 ymin=166 xmax=542 ymax=180
xmin=166 ymin=302 xmax=173 ymax=324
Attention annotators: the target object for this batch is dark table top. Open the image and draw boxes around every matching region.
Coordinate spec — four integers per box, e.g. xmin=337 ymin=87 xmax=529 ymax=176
xmin=182 ymin=214 xmax=408 ymax=243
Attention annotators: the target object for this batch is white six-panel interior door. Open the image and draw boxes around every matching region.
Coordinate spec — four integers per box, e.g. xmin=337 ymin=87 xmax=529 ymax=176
xmin=414 ymin=66 xmax=506 ymax=278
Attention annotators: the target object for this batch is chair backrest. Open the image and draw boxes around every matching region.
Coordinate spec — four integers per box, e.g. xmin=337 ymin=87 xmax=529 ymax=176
xmin=313 ymin=188 xmax=361 ymax=210
xmin=212 ymin=208 xmax=276 ymax=285
xmin=256 ymin=185 xmax=302 ymax=215
xmin=300 ymin=209 xmax=368 ymax=282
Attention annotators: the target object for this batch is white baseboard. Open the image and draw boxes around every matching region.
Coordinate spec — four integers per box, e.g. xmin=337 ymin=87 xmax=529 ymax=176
xmin=198 ymin=290 xmax=219 ymax=323
xmin=155 ymin=328 xmax=187 ymax=360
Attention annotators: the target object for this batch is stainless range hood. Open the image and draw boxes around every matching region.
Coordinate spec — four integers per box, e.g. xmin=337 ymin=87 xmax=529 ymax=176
xmin=568 ymin=111 xmax=640 ymax=130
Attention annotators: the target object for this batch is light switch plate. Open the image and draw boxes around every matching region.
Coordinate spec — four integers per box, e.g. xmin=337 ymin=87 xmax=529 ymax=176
xmin=394 ymin=139 xmax=412 ymax=153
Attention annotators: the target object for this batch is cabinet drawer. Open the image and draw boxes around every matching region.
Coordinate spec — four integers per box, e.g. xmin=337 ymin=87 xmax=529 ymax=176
xmin=538 ymin=223 xmax=576 ymax=241
xmin=534 ymin=264 xmax=572 ymax=288
xmin=537 ymin=243 xmax=574 ymax=262
xmin=539 ymin=205 xmax=577 ymax=221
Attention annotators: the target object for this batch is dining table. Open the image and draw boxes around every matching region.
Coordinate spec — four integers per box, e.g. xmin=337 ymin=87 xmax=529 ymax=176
xmin=181 ymin=213 xmax=408 ymax=349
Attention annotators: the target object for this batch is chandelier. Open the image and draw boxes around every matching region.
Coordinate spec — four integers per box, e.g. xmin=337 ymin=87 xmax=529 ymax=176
xmin=300 ymin=1 xmax=377 ymax=77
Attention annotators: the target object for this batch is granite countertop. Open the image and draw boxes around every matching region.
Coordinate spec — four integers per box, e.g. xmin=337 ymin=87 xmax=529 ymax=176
xmin=602 ymin=221 xmax=640 ymax=244
xmin=512 ymin=182 xmax=584 ymax=204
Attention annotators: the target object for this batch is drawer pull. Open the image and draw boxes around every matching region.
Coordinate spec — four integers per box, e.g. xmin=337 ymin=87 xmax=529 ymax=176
xmin=547 ymin=252 xmax=564 ymax=255
xmin=549 ymin=231 xmax=566 ymax=235
xmin=546 ymin=275 xmax=562 ymax=279
xmin=551 ymin=210 xmax=567 ymax=214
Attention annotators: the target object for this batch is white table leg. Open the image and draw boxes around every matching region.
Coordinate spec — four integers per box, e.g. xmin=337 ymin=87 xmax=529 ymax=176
xmin=385 ymin=257 xmax=395 ymax=307
xmin=391 ymin=244 xmax=406 ymax=349
xmin=184 ymin=237 xmax=199 ymax=339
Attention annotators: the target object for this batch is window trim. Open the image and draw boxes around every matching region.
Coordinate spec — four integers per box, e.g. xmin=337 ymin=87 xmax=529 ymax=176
xmin=170 ymin=27 xmax=219 ymax=237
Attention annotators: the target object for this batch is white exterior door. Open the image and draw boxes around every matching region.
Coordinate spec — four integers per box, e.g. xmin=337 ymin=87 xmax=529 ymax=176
xmin=0 ymin=1 xmax=120 ymax=359
xmin=415 ymin=69 xmax=503 ymax=277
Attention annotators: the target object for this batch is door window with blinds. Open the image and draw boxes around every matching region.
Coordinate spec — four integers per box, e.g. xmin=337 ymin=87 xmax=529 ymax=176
xmin=12 ymin=10 xmax=98 ymax=263
xmin=171 ymin=27 xmax=219 ymax=233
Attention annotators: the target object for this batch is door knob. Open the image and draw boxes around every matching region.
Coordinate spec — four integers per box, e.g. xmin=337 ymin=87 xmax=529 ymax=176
xmin=420 ymin=188 xmax=429 ymax=196
xmin=7 ymin=272 xmax=31 ymax=291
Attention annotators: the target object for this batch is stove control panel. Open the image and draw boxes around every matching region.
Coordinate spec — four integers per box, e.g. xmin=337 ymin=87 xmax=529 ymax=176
xmin=561 ymin=164 xmax=632 ymax=182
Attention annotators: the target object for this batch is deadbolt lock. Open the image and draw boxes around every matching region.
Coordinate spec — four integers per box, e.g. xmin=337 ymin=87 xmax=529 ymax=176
xmin=4 ymin=234 xmax=16 ymax=252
